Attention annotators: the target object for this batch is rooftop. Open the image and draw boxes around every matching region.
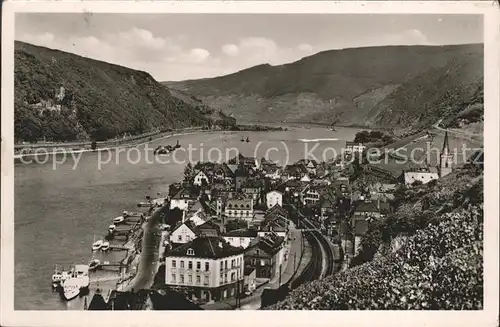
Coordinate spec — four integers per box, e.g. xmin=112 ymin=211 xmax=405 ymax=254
xmin=222 ymin=228 xmax=258 ymax=238
xmin=166 ymin=236 xmax=244 ymax=259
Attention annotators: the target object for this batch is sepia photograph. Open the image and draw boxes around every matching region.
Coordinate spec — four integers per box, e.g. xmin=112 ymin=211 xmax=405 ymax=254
xmin=1 ymin=1 xmax=499 ymax=327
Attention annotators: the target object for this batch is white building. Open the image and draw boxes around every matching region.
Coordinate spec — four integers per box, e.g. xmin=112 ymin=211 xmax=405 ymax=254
xmin=403 ymin=169 xmax=439 ymax=187
xmin=222 ymin=229 xmax=258 ymax=249
xmin=224 ymin=199 xmax=254 ymax=220
xmin=266 ymin=190 xmax=283 ymax=209
xmin=164 ymin=237 xmax=245 ymax=303
xmin=170 ymin=221 xmax=198 ymax=245
xmin=345 ymin=141 xmax=366 ymax=154
xmin=193 ymin=170 xmax=210 ymax=186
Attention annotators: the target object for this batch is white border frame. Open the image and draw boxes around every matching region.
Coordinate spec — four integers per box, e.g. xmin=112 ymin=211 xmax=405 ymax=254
xmin=1 ymin=2 xmax=499 ymax=327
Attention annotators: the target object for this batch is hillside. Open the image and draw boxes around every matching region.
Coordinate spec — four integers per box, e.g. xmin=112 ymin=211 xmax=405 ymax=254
xmin=14 ymin=41 xmax=210 ymax=142
xmin=165 ymin=44 xmax=483 ymax=133
xmin=267 ymin=165 xmax=483 ymax=310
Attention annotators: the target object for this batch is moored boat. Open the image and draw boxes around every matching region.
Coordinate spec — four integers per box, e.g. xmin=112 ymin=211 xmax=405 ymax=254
xmin=108 ymin=224 xmax=116 ymax=233
xmin=92 ymin=240 xmax=103 ymax=251
xmin=113 ymin=216 xmax=125 ymax=224
xmin=101 ymin=241 xmax=110 ymax=251
xmin=51 ymin=265 xmax=71 ymax=288
xmin=89 ymin=259 xmax=101 ymax=271
xmin=59 ymin=264 xmax=90 ymax=301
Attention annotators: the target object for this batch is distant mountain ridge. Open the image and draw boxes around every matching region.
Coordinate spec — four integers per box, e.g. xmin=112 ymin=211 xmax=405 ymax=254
xmin=14 ymin=41 xmax=211 ymax=142
xmin=164 ymin=44 xmax=483 ymax=134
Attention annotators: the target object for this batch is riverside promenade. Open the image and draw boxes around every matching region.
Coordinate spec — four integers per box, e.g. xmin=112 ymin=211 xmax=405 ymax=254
xmin=124 ymin=205 xmax=164 ymax=292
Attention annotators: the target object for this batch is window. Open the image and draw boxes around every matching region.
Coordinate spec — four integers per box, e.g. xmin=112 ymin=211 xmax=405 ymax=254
xmin=220 ymin=273 xmax=223 ymax=284
xmin=205 ymin=262 xmax=209 ymax=272
xmin=225 ymin=260 xmax=228 ymax=269
xmin=228 ymin=237 xmax=233 ymax=241
xmin=231 ymin=272 xmax=236 ymax=282
xmin=177 ymin=235 xmax=182 ymax=241
xmin=203 ymin=276 xmax=209 ymax=286
xmin=188 ymin=274 xmax=193 ymax=284
xmin=186 ymin=235 xmax=192 ymax=241
xmin=240 ymin=238 xmax=244 ymax=243
xmin=196 ymin=261 xmax=201 ymax=270
xmin=260 ymin=259 xmax=265 ymax=266
xmin=224 ymin=273 xmax=228 ymax=283
xmin=180 ymin=260 xmax=185 ymax=268
xmin=187 ymin=248 xmax=194 ymax=256
xmin=220 ymin=263 xmax=223 ymax=272
xmin=196 ymin=275 xmax=201 ymax=285
xmin=180 ymin=275 xmax=185 ymax=284
xmin=172 ymin=260 xmax=176 ymax=268
xmin=188 ymin=261 xmax=193 ymax=269
xmin=171 ymin=274 xmax=176 ymax=283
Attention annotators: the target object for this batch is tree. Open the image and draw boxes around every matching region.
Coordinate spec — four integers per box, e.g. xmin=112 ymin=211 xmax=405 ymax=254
xmin=184 ymin=163 xmax=193 ymax=182
xmin=225 ymin=219 xmax=248 ymax=232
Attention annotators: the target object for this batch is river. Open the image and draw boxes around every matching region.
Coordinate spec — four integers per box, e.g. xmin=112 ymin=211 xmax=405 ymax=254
xmin=14 ymin=126 xmax=359 ymax=310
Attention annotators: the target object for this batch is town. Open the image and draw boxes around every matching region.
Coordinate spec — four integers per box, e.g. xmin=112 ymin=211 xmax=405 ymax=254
xmin=82 ymin=128 xmax=463 ymax=310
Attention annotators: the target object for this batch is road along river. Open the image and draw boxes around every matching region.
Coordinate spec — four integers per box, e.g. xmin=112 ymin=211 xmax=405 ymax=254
xmin=14 ymin=126 xmax=359 ymax=310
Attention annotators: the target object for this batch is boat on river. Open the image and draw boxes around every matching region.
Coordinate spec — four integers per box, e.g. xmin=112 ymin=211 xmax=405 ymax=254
xmin=51 ymin=265 xmax=71 ymax=288
xmin=92 ymin=239 xmax=103 ymax=251
xmin=113 ymin=216 xmax=125 ymax=224
xmin=101 ymin=241 xmax=110 ymax=251
xmin=59 ymin=264 xmax=90 ymax=301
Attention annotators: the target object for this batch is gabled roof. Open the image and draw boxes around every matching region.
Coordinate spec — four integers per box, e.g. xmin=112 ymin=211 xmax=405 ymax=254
xmin=171 ymin=220 xmax=199 ymax=235
xmin=172 ymin=187 xmax=198 ymax=200
xmin=257 ymin=233 xmax=284 ymax=255
xmin=353 ymin=200 xmax=380 ymax=213
xmin=214 ymin=163 xmax=235 ymax=177
xmin=222 ymin=228 xmax=258 ymax=238
xmin=227 ymin=164 xmax=239 ymax=174
xmin=166 ymin=236 xmax=243 ymax=259
xmin=265 ymin=204 xmax=288 ymax=220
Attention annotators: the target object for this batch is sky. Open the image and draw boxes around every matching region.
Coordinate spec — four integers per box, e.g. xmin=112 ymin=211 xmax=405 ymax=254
xmin=15 ymin=14 xmax=483 ymax=81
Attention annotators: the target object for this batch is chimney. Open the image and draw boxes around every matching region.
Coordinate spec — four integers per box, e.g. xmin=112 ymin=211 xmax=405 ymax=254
xmin=182 ymin=210 xmax=186 ymax=223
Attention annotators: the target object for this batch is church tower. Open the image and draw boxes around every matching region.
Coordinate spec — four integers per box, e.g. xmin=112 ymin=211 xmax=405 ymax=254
xmin=439 ymin=131 xmax=453 ymax=178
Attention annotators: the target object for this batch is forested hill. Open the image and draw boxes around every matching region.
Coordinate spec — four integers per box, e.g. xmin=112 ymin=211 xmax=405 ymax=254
xmin=165 ymin=44 xmax=483 ymax=135
xmin=14 ymin=41 xmax=210 ymax=142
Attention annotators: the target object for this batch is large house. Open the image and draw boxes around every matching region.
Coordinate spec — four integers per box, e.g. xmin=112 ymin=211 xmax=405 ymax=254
xmin=241 ymin=181 xmax=262 ymax=203
xmin=300 ymin=184 xmax=321 ymax=206
xmin=244 ymin=233 xmax=285 ymax=279
xmin=193 ymin=170 xmax=210 ymax=186
xmin=164 ymin=237 xmax=245 ymax=303
xmin=170 ymin=221 xmax=198 ymax=246
xmin=224 ymin=199 xmax=254 ymax=221
xmin=266 ymin=190 xmax=283 ymax=209
xmin=222 ymin=229 xmax=258 ymax=249
xmin=213 ymin=163 xmax=235 ymax=184
xmin=170 ymin=188 xmax=198 ymax=211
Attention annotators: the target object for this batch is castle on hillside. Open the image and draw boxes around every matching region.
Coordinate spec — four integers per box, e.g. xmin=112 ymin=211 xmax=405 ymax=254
xmin=402 ymin=130 xmax=454 ymax=187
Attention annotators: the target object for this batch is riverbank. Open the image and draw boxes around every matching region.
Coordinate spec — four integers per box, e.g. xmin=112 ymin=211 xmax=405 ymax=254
xmin=14 ymin=128 xmax=216 ymax=160
xmin=14 ymin=127 xmax=204 ymax=158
